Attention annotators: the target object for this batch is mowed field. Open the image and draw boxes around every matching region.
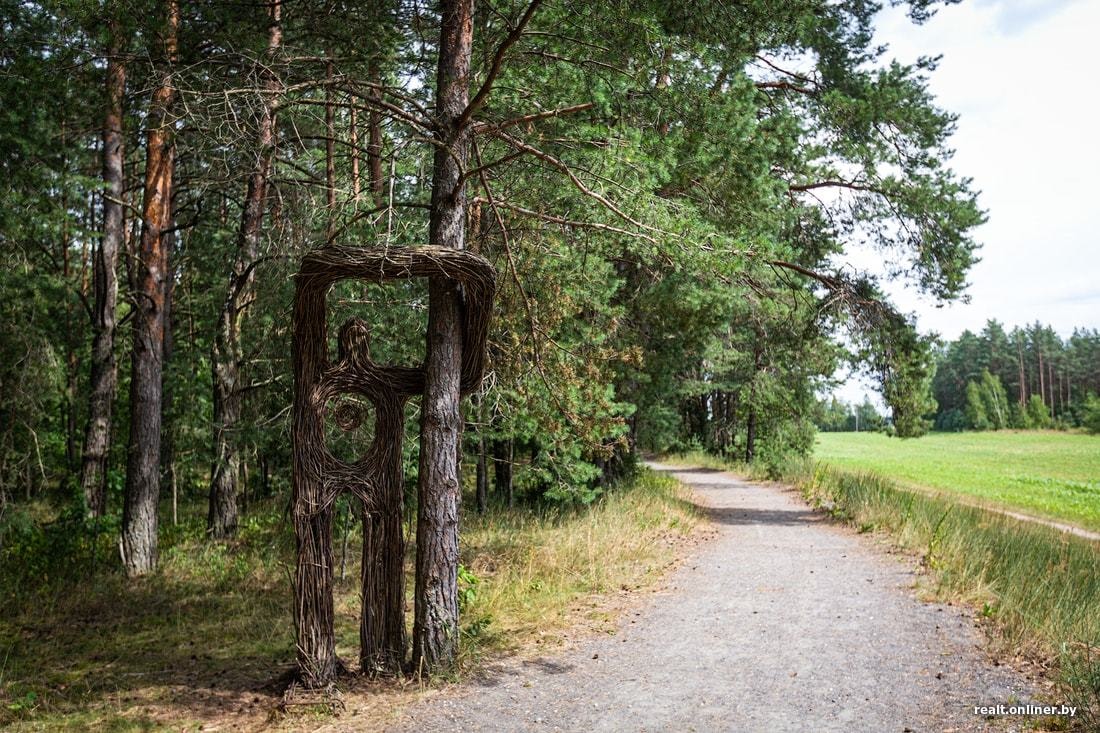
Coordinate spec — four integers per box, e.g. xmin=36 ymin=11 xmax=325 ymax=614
xmin=813 ymin=431 xmax=1100 ymax=532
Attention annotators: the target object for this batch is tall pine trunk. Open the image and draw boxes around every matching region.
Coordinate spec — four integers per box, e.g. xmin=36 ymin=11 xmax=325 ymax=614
xmin=80 ymin=21 xmax=126 ymax=517
xmin=476 ymin=431 xmax=488 ymax=514
xmin=1016 ymin=338 xmax=1026 ymax=406
xmin=412 ymin=0 xmax=473 ymax=674
xmin=208 ymin=0 xmax=281 ymax=539
xmin=121 ymin=0 xmax=178 ymax=577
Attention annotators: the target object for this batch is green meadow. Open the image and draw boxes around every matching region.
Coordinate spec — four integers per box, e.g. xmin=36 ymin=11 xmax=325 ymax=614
xmin=813 ymin=431 xmax=1100 ymax=532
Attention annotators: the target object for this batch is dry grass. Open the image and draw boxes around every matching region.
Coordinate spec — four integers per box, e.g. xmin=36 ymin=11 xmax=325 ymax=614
xmin=0 ymin=469 xmax=698 ymax=731
xmin=780 ymin=459 xmax=1100 ymax=730
xmin=457 ymin=470 xmax=700 ymax=659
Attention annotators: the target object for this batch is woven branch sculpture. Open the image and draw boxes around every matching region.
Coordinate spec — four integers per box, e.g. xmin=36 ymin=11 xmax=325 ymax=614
xmin=291 ymin=245 xmax=495 ymax=687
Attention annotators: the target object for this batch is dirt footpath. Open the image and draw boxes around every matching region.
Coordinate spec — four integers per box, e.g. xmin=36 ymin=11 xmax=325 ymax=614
xmin=384 ymin=464 xmax=1042 ymax=732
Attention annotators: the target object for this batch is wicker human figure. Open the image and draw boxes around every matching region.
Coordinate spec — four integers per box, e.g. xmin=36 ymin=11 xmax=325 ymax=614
xmin=290 ymin=246 xmax=494 ymax=688
xmin=331 ymin=317 xmax=417 ymax=674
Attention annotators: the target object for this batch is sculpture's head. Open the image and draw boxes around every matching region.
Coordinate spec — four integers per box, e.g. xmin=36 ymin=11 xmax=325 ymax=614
xmin=337 ymin=316 xmax=372 ymax=366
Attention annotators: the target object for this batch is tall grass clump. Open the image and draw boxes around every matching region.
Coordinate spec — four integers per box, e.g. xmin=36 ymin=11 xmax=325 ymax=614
xmin=779 ymin=459 xmax=1100 ymax=729
xmin=456 ymin=470 xmax=698 ymax=661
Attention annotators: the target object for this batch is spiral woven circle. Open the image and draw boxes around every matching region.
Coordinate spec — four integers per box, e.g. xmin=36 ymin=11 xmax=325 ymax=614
xmin=332 ymin=401 xmax=364 ymax=432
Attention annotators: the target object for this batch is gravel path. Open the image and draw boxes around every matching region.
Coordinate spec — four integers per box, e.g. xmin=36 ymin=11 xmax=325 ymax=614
xmin=387 ymin=464 xmax=1040 ymax=732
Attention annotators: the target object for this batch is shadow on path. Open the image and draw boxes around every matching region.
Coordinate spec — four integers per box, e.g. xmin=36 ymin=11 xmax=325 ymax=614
xmin=694 ymin=504 xmax=820 ymax=527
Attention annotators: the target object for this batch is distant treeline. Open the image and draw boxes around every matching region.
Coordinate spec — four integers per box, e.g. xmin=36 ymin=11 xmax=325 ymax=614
xmin=813 ymin=396 xmax=886 ymax=433
xmin=931 ymin=321 xmax=1100 ymax=432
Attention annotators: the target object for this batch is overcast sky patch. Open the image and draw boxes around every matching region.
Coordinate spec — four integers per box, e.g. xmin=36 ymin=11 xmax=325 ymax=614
xmin=835 ymin=0 xmax=1100 ymax=405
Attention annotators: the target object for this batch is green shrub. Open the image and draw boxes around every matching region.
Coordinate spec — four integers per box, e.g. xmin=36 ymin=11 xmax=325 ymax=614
xmin=1082 ymin=395 xmax=1100 ymax=435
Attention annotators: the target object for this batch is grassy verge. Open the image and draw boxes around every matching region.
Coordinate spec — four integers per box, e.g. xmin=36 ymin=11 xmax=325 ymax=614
xmin=780 ymin=458 xmax=1100 ymax=730
xmin=0 ymin=469 xmax=697 ymax=731
xmin=457 ymin=469 xmax=699 ymax=662
xmin=813 ymin=431 xmax=1100 ymax=532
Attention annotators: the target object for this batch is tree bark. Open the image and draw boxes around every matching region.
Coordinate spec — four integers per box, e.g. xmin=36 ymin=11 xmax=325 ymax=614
xmin=367 ymin=60 xmax=385 ymax=204
xmin=208 ymin=0 xmax=281 ymax=539
xmin=412 ymin=0 xmax=473 ymax=674
xmin=1038 ymin=349 xmax=1045 ymax=409
xmin=493 ymin=438 xmax=512 ymax=506
xmin=121 ymin=0 xmax=178 ymax=577
xmin=80 ymin=26 xmax=125 ymax=517
xmin=1016 ymin=338 xmax=1026 ymax=406
xmin=475 ymin=430 xmax=488 ymax=514
xmin=160 ymin=224 xmax=177 ymax=513
xmin=745 ymin=343 xmax=762 ymax=463
xmin=325 ymin=52 xmax=336 ymax=238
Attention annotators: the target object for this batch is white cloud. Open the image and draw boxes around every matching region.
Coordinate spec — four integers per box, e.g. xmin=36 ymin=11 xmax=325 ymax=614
xmin=860 ymin=0 xmax=1100 ymax=339
xmin=834 ymin=0 xmax=1100 ymax=405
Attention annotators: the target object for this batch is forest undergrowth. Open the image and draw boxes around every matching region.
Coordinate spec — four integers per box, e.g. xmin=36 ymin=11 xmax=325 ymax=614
xmin=0 ymin=469 xmax=698 ymax=731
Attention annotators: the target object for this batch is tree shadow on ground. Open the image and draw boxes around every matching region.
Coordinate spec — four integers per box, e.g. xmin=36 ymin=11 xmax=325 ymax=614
xmin=0 ymin=516 xmax=399 ymax=731
xmin=690 ymin=503 xmax=820 ymax=527
xmin=0 ymin=569 xmax=301 ymax=729
xmin=647 ymin=465 xmax=724 ymax=475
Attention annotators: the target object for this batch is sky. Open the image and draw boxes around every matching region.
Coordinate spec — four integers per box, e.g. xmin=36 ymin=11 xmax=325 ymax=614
xmin=835 ymin=0 xmax=1100 ymax=406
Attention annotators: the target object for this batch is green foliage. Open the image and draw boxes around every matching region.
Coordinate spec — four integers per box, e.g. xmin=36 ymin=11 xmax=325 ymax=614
xmin=874 ymin=324 xmax=938 ymax=438
xmin=963 ymin=370 xmax=1008 ymax=430
xmin=0 ymin=0 xmax=993 ymax=708
xmin=1027 ymin=395 xmax=1053 ymax=429
xmin=1082 ymin=395 xmax=1100 ymax=435
xmin=457 ymin=564 xmax=481 ymax=612
xmin=933 ymin=320 xmax=1100 ymax=431
xmin=964 ymin=381 xmax=989 ymax=430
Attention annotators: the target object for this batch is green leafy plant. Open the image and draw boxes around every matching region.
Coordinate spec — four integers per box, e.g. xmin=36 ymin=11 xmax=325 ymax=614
xmin=457 ymin=564 xmax=480 ymax=612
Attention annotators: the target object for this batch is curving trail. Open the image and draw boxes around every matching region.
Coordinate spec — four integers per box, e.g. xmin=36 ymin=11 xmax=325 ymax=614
xmin=386 ymin=463 xmax=1041 ymax=732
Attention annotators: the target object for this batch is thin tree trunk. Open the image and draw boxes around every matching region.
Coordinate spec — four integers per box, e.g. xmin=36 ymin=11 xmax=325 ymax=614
xmin=1016 ymin=338 xmax=1026 ymax=406
xmin=367 ymin=60 xmax=385 ymax=204
xmin=475 ymin=424 xmax=488 ymax=510
xmin=1048 ymin=359 xmax=1055 ymax=420
xmin=745 ymin=343 xmax=762 ymax=463
xmin=413 ymin=0 xmax=473 ymax=674
xmin=476 ymin=428 xmax=488 ymax=514
xmin=59 ymin=148 xmax=81 ymax=478
xmin=350 ymin=105 xmax=360 ymax=202
xmin=493 ymin=438 xmax=513 ymax=507
xmin=121 ymin=0 xmax=178 ymax=578
xmin=325 ymin=52 xmax=336 ymax=238
xmin=160 ymin=224 xmax=177 ymax=511
xmin=208 ymin=1 xmax=281 ymax=539
xmin=1038 ymin=349 xmax=1045 ymax=408
xmin=745 ymin=406 xmax=757 ymax=461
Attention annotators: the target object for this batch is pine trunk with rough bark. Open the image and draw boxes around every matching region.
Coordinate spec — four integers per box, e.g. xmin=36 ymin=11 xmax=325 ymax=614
xmin=208 ymin=1 xmax=281 ymax=539
xmin=367 ymin=61 xmax=385 ymax=204
xmin=412 ymin=0 xmax=473 ymax=674
xmin=121 ymin=0 xmax=178 ymax=578
xmin=80 ymin=23 xmax=126 ymax=517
